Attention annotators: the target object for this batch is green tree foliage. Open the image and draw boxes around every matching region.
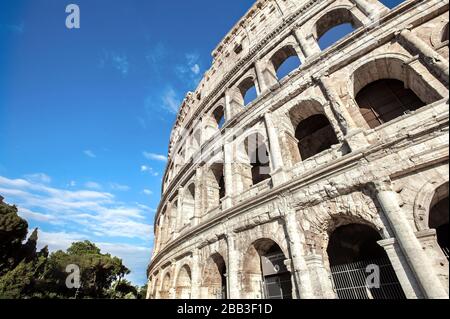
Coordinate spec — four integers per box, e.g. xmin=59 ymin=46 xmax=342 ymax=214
xmin=0 ymin=197 xmax=134 ymax=299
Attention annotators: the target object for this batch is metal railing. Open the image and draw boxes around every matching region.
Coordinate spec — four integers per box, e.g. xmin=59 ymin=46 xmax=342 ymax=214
xmin=330 ymin=258 xmax=406 ymax=300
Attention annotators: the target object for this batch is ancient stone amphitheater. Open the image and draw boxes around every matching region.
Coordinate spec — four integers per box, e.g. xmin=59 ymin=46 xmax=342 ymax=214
xmin=146 ymin=0 xmax=449 ymax=299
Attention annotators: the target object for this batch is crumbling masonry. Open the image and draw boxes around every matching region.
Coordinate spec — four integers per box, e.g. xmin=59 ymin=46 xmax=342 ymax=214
xmin=147 ymin=0 xmax=449 ymax=299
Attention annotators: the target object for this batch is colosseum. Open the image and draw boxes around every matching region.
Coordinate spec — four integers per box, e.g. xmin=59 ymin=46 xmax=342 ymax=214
xmin=146 ymin=0 xmax=449 ymax=299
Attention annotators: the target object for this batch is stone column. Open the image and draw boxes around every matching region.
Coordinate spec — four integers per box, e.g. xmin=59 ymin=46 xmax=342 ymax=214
xmin=192 ymin=169 xmax=203 ymax=226
xmin=317 ymin=76 xmax=369 ymax=152
xmin=175 ymin=187 xmax=184 ymax=235
xmin=397 ymin=28 xmax=449 ymax=85
xmin=378 ymin=238 xmax=422 ymax=299
xmin=222 ymin=142 xmax=234 ymax=209
xmin=305 ymin=254 xmax=336 ymax=299
xmin=255 ymin=59 xmax=269 ymax=94
xmin=264 ymin=112 xmax=287 ymax=186
xmin=283 ymin=209 xmax=315 ymax=299
xmin=293 ymin=29 xmax=320 ymax=58
xmin=169 ymin=261 xmax=177 ymax=299
xmin=373 ymin=179 xmax=448 ymax=299
xmin=227 ymin=233 xmax=240 ymax=299
xmin=191 ymin=248 xmax=202 ymax=299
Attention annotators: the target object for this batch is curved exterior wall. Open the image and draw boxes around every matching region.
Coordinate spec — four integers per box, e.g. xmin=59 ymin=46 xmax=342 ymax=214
xmin=147 ymin=0 xmax=450 ymax=299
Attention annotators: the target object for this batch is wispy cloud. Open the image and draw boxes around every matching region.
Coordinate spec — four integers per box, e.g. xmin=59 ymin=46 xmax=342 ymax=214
xmin=140 ymin=165 xmax=159 ymax=177
xmin=161 ymin=87 xmax=181 ymax=114
xmin=83 ymin=150 xmax=97 ymax=158
xmin=99 ymin=50 xmax=130 ymax=76
xmin=142 ymin=189 xmax=153 ymax=196
xmin=0 ymin=175 xmax=153 ymax=241
xmin=109 ymin=183 xmax=131 ymax=192
xmin=85 ymin=181 xmax=102 ymax=190
xmin=143 ymin=152 xmax=167 ymax=162
xmin=0 ymin=22 xmax=25 ymax=34
xmin=175 ymin=53 xmax=202 ymax=87
xmin=24 ymin=173 xmax=52 ymax=184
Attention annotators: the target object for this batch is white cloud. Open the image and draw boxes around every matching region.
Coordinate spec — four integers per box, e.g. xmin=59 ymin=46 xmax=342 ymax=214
xmin=83 ymin=150 xmax=97 ymax=158
xmin=143 ymin=189 xmax=153 ymax=196
xmin=175 ymin=53 xmax=202 ymax=86
xmin=140 ymin=165 xmax=159 ymax=177
xmin=99 ymin=50 xmax=130 ymax=76
xmin=161 ymin=87 xmax=181 ymax=114
xmin=0 ymin=176 xmax=152 ymax=241
xmin=109 ymin=183 xmax=130 ymax=192
xmin=24 ymin=173 xmax=52 ymax=184
xmin=85 ymin=181 xmax=102 ymax=190
xmin=143 ymin=152 xmax=167 ymax=162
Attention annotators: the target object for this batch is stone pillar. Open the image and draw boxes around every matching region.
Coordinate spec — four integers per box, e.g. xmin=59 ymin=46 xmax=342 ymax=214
xmin=373 ymin=180 xmax=448 ymax=299
xmin=175 ymin=187 xmax=184 ymax=235
xmin=169 ymin=261 xmax=177 ymax=299
xmin=378 ymin=238 xmax=422 ymax=299
xmin=350 ymin=0 xmax=388 ymax=19
xmin=192 ymin=169 xmax=202 ymax=226
xmin=255 ymin=59 xmax=269 ymax=94
xmin=222 ymin=142 xmax=234 ymax=209
xmin=283 ymin=209 xmax=315 ymax=299
xmin=293 ymin=29 xmax=320 ymax=58
xmin=305 ymin=254 xmax=336 ymax=299
xmin=397 ymin=28 xmax=449 ymax=85
xmin=227 ymin=233 xmax=240 ymax=299
xmin=264 ymin=112 xmax=287 ymax=186
xmin=191 ymin=248 xmax=202 ymax=299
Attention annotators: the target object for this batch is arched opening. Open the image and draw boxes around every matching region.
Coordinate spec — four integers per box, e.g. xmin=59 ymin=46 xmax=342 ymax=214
xmin=246 ymin=134 xmax=271 ymax=186
xmin=429 ymin=183 xmax=449 ymax=259
xmin=270 ymin=46 xmax=301 ymax=80
xmin=442 ymin=23 xmax=449 ymax=43
xmin=380 ymin=0 xmax=405 ymax=9
xmin=327 ymin=223 xmax=406 ymax=299
xmin=175 ymin=265 xmax=192 ymax=299
xmin=205 ymin=163 xmax=225 ymax=211
xmin=182 ymin=184 xmax=195 ymax=228
xmin=295 ymin=114 xmax=339 ymax=161
xmin=356 ymin=79 xmax=426 ymax=129
xmin=213 ymin=105 xmax=226 ymax=129
xmin=202 ymin=253 xmax=227 ymax=299
xmin=242 ymin=239 xmax=292 ymax=299
xmin=159 ymin=273 xmax=172 ymax=299
xmin=239 ymin=77 xmax=258 ymax=106
xmin=314 ymin=9 xmax=361 ymax=51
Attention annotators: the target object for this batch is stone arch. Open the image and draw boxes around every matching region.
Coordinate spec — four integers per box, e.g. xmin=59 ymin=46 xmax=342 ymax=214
xmin=204 ymin=104 xmax=226 ymax=141
xmin=413 ymin=176 xmax=449 ymax=232
xmin=442 ymin=22 xmax=449 ymax=43
xmin=429 ymin=183 xmax=449 ymax=256
xmin=181 ymin=183 xmax=196 ymax=228
xmin=268 ymin=45 xmax=302 ymax=81
xmin=286 ymin=99 xmax=339 ymax=163
xmin=201 ymin=253 xmax=227 ymax=299
xmin=204 ymin=162 xmax=226 ymax=211
xmin=238 ymin=76 xmax=258 ymax=106
xmin=312 ymin=7 xmax=363 ymax=50
xmin=326 ymin=222 xmax=406 ymax=299
xmin=236 ymin=131 xmax=271 ymax=188
xmin=175 ymin=264 xmax=192 ymax=299
xmin=159 ymin=271 xmax=172 ymax=299
xmin=350 ymin=55 xmax=442 ymax=129
xmin=241 ymin=238 xmax=293 ymax=299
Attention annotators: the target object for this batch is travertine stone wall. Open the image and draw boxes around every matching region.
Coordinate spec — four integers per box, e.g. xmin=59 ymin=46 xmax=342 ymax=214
xmin=147 ymin=0 xmax=449 ymax=299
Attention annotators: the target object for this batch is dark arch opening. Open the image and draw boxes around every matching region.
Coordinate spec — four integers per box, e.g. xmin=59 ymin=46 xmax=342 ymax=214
xmin=246 ymin=135 xmax=271 ymax=185
xmin=243 ymin=239 xmax=292 ymax=299
xmin=355 ymin=79 xmax=426 ymax=129
xmin=203 ymin=253 xmax=227 ymax=299
xmin=442 ymin=23 xmax=449 ymax=43
xmin=429 ymin=183 xmax=449 ymax=259
xmin=327 ymin=223 xmax=406 ymax=299
xmin=213 ymin=106 xmax=226 ymax=129
xmin=295 ymin=114 xmax=339 ymax=161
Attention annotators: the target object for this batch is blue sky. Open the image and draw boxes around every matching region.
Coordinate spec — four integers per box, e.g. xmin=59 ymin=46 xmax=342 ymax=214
xmin=0 ymin=0 xmax=405 ymax=286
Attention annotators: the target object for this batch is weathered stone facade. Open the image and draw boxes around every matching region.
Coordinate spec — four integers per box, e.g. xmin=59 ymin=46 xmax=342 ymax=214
xmin=147 ymin=0 xmax=449 ymax=299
